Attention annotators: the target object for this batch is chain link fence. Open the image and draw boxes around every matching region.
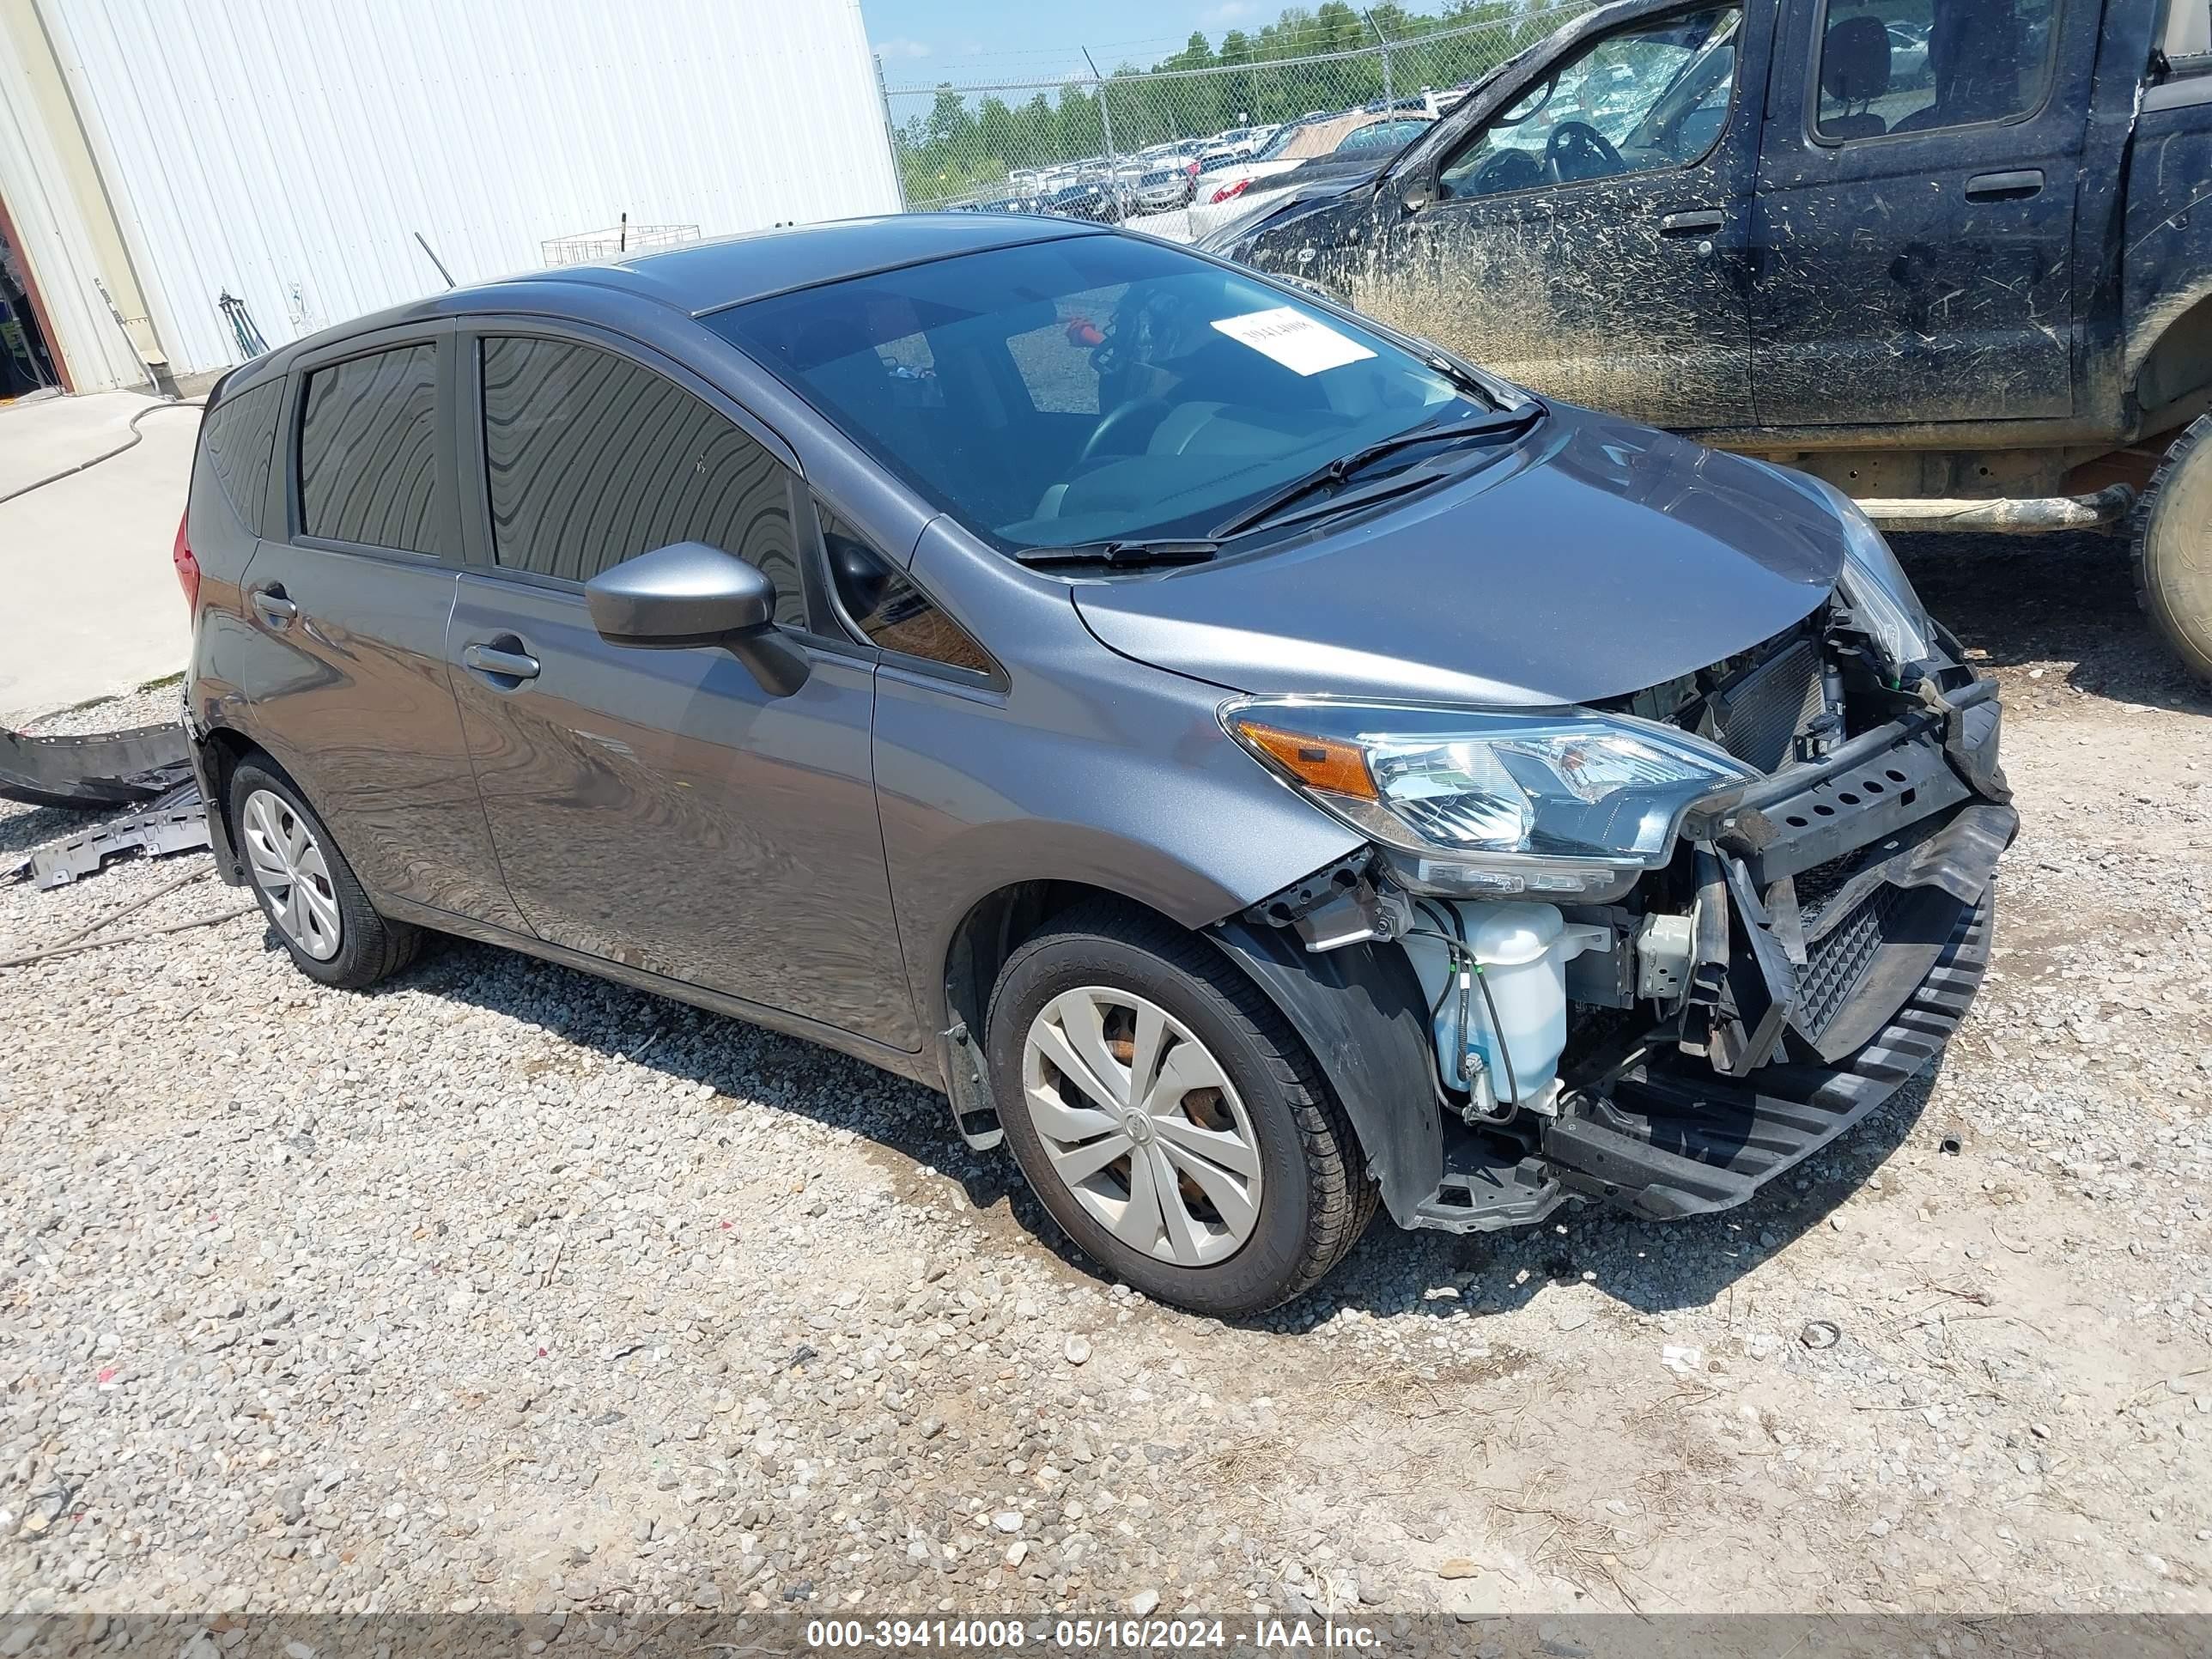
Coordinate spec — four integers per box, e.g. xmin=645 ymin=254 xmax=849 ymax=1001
xmin=878 ymin=2 xmax=1594 ymax=233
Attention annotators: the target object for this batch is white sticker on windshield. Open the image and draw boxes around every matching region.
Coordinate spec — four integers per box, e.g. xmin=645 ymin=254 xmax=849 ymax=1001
xmin=1209 ymin=306 xmax=1376 ymax=376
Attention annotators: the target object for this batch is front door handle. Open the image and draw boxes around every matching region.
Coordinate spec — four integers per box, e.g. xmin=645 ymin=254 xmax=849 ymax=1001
xmin=248 ymin=585 xmax=297 ymax=628
xmin=463 ymin=641 xmax=541 ymax=683
xmin=1965 ymin=169 xmax=2044 ymax=202
xmin=1659 ymin=209 xmax=1725 ymax=235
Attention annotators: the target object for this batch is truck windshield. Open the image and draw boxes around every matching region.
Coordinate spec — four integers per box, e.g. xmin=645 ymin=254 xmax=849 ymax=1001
xmin=707 ymin=235 xmax=1498 ymax=555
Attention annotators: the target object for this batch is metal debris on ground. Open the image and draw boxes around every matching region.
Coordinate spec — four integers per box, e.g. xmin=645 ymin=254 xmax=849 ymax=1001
xmin=9 ymin=779 xmax=210 ymax=889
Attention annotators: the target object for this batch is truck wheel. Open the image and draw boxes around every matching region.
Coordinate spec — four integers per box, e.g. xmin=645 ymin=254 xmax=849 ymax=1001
xmin=2134 ymin=414 xmax=2212 ymax=684
xmin=985 ymin=900 xmax=1376 ymax=1317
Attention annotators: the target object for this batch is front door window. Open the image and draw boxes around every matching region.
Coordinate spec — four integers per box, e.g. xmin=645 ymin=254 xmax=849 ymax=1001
xmin=1440 ymin=8 xmax=1743 ymax=200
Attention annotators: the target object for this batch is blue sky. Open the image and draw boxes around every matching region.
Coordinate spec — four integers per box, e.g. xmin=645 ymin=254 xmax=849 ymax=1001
xmin=859 ymin=0 xmax=1278 ymax=83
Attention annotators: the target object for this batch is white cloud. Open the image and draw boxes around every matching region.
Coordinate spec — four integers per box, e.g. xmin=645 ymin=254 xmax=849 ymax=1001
xmin=1200 ymin=0 xmax=1256 ymax=24
xmin=872 ymin=36 xmax=932 ymax=58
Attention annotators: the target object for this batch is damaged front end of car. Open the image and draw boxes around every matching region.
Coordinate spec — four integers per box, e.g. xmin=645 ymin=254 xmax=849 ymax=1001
xmin=1216 ymin=550 xmax=2014 ymax=1233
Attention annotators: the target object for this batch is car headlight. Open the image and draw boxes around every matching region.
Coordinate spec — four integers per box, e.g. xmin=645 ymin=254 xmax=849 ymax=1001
xmin=1224 ymin=699 xmax=1754 ymax=899
xmin=1808 ymin=478 xmax=1935 ymax=672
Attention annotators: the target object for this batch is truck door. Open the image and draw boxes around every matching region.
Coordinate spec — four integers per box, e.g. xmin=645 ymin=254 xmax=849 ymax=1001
xmin=1358 ymin=4 xmax=1763 ymax=430
xmin=1750 ymin=0 xmax=2092 ymax=425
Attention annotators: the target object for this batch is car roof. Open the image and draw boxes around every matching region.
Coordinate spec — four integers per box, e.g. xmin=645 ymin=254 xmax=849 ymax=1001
xmin=255 ymin=214 xmax=1108 ymax=374
xmin=550 ymin=213 xmax=1105 ymax=315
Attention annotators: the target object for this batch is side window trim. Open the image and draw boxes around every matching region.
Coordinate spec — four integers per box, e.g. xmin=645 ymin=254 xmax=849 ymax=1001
xmin=283 ymin=319 xmax=458 ymax=563
xmin=809 ymin=489 xmax=1006 ymax=690
xmin=1802 ymin=0 xmax=2063 ymax=149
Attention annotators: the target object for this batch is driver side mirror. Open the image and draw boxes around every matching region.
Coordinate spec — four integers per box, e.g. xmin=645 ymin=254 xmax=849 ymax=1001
xmin=1395 ymin=163 xmax=1438 ymax=215
xmin=585 ymin=541 xmax=811 ymax=698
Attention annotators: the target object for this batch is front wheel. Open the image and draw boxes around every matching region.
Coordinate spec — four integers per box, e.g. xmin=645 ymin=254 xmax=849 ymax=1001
xmin=985 ymin=902 xmax=1376 ymax=1317
xmin=2134 ymin=414 xmax=2212 ymax=684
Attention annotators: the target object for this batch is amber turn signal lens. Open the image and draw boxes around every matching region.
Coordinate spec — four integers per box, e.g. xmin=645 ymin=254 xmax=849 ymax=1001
xmin=1235 ymin=720 xmax=1378 ymax=801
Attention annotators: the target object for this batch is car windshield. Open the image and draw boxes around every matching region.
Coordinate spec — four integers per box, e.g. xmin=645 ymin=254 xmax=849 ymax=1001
xmin=706 ymin=234 xmax=1491 ymax=554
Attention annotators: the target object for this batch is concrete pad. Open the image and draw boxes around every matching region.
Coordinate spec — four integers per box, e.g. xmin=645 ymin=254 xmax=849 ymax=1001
xmin=0 ymin=397 xmax=198 ymax=720
xmin=0 ymin=389 xmax=175 ymax=498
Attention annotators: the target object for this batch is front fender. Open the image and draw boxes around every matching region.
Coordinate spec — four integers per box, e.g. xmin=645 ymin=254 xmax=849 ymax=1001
xmin=872 ymin=653 xmax=1364 ymax=1042
xmin=1209 ymin=917 xmax=1443 ymax=1228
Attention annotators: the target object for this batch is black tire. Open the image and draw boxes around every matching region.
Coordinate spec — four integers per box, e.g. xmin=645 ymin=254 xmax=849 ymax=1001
xmin=985 ymin=900 xmax=1376 ymax=1317
xmin=228 ymin=758 xmax=421 ymax=990
xmin=2133 ymin=413 xmax=2212 ymax=684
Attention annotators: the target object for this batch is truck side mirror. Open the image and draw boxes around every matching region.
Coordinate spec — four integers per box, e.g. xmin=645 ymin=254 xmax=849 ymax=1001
xmin=1396 ymin=164 xmax=1438 ymax=215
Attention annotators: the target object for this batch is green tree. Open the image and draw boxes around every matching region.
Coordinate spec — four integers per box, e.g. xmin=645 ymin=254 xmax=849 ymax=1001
xmin=1056 ymin=83 xmax=1105 ymax=159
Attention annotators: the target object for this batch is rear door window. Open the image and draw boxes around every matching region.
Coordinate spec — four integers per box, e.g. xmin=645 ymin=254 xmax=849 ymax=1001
xmin=299 ymin=343 xmax=441 ymax=553
xmin=478 ymin=335 xmax=805 ymax=626
xmin=1814 ymin=0 xmax=2057 ymax=142
xmin=201 ymin=379 xmax=283 ymax=532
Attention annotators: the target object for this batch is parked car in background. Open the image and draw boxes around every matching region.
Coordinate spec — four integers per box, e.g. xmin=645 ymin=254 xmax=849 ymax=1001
xmin=1130 ymin=159 xmax=1202 ymax=212
xmin=1186 ymin=112 xmax=1438 ymax=241
xmin=1207 ymin=0 xmax=2212 ymax=683
xmin=1331 ymin=117 xmax=1436 ymax=155
xmin=1885 ymin=20 xmax=1930 ymax=82
xmin=1035 ymin=180 xmax=1123 ymax=222
xmin=178 ymin=216 xmax=2008 ymax=1316
xmin=1200 ymin=112 xmax=1435 ymax=210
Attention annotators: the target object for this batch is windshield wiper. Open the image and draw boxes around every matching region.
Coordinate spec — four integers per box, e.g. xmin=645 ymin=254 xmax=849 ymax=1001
xmin=1013 ymin=538 xmax=1221 ymax=570
xmin=1425 ymin=353 xmax=1515 ymax=408
xmin=1209 ymin=406 xmax=1540 ymax=542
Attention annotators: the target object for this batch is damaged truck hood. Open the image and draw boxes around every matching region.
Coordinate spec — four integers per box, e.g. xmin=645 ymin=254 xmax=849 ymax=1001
xmin=1073 ymin=408 xmax=1847 ymax=708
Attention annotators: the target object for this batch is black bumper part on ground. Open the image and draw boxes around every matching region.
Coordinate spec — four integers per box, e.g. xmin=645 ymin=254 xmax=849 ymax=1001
xmin=0 ymin=721 xmax=195 ymax=810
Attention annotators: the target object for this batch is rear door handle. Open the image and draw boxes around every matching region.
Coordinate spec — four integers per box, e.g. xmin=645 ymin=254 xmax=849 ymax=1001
xmin=248 ymin=585 xmax=297 ymax=628
xmin=1965 ymin=169 xmax=2043 ymax=201
xmin=1659 ymin=209 xmax=1725 ymax=235
xmin=462 ymin=641 xmax=541 ymax=683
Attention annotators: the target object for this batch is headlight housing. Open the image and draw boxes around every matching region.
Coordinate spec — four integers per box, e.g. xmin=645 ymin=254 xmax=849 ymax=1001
xmin=1808 ymin=478 xmax=1935 ymax=673
xmin=1224 ymin=699 xmax=1755 ymax=899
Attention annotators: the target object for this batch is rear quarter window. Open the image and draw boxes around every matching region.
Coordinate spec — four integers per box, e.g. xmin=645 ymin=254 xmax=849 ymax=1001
xmin=199 ymin=380 xmax=283 ymax=532
xmin=299 ymin=343 xmax=441 ymax=554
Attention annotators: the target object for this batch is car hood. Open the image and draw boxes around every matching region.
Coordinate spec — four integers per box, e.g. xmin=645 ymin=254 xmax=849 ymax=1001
xmin=1073 ymin=407 xmax=1846 ymax=708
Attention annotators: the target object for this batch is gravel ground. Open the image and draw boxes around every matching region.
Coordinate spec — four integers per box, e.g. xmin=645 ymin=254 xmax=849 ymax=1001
xmin=3 ymin=534 xmax=2209 ymax=1620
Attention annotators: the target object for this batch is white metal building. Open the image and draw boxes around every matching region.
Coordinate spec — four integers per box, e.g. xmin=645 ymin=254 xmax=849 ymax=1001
xmin=0 ymin=0 xmax=902 ymax=395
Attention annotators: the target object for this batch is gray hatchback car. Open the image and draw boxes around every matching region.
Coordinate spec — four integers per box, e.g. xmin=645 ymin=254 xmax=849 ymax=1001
xmin=179 ymin=215 xmax=2013 ymax=1316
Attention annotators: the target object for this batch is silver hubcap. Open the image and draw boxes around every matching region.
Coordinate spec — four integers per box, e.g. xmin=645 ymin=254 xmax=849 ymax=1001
xmin=1022 ymin=987 xmax=1263 ymax=1267
xmin=240 ymin=789 xmax=343 ymax=961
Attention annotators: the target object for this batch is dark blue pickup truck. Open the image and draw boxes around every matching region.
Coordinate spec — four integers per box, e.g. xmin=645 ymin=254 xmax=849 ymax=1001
xmin=1206 ymin=0 xmax=2212 ymax=683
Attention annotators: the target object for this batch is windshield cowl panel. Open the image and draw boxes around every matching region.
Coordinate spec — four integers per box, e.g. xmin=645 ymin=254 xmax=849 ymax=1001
xmin=704 ymin=236 xmax=1518 ymax=559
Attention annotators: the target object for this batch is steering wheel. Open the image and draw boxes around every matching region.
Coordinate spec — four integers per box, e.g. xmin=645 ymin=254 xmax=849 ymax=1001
xmin=1462 ymin=148 xmax=1543 ymax=198
xmin=1545 ymin=119 xmax=1623 ymax=184
xmin=1079 ymin=396 xmax=1171 ymax=465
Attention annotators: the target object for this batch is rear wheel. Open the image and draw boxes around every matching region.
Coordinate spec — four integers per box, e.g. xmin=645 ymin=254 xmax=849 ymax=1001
xmin=2133 ymin=414 xmax=2212 ymax=684
xmin=229 ymin=759 xmax=420 ymax=990
xmin=986 ymin=901 xmax=1375 ymax=1317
